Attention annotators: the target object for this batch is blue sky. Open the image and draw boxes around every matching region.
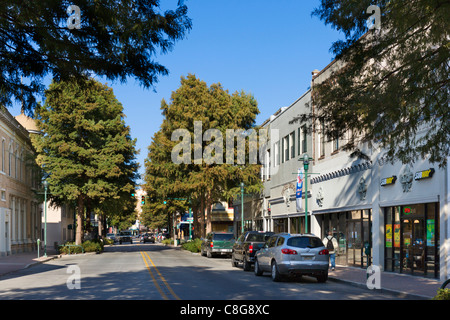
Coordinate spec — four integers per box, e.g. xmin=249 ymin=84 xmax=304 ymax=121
xmin=11 ymin=0 xmax=343 ymax=186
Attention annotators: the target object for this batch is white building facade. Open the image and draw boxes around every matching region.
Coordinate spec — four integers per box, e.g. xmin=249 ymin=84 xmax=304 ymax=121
xmin=260 ymin=64 xmax=449 ymax=282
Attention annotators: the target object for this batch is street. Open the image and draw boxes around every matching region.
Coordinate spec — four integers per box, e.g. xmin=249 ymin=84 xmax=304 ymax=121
xmin=0 ymin=242 xmax=411 ymax=301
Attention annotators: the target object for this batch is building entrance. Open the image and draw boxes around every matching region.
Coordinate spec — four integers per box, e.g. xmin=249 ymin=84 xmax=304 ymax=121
xmin=402 ymin=216 xmax=425 ymax=276
xmin=384 ymin=203 xmax=439 ymax=278
xmin=319 ymin=209 xmax=372 ymax=268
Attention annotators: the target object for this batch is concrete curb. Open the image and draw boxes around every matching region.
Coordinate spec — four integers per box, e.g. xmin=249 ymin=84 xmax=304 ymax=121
xmin=327 ymin=275 xmax=432 ymax=300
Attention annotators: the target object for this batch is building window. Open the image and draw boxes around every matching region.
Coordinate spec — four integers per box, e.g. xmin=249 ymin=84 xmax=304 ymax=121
xmin=8 ymin=143 xmax=13 ymax=176
xmin=1 ymin=139 xmax=4 ymax=172
xmin=274 ymin=141 xmax=280 ymax=166
xmin=318 ymin=121 xmax=325 ymax=158
xmin=283 ymin=135 xmax=289 ymax=162
xmin=384 ymin=203 xmax=439 ymax=279
xmin=266 ymin=148 xmax=271 ymax=179
xmin=290 ymin=132 xmax=295 ymax=160
xmin=333 ymin=136 xmax=339 ymax=152
xmin=302 ymin=125 xmax=307 ymax=154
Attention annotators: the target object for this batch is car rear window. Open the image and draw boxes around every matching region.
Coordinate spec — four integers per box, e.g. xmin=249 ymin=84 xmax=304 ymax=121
xmin=213 ymin=233 xmax=234 ymax=241
xmin=287 ymin=237 xmax=324 ymax=249
xmin=246 ymin=233 xmax=270 ymax=242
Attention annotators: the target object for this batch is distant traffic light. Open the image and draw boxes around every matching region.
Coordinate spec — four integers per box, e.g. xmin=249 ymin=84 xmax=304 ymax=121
xmin=141 ymin=195 xmax=145 ymax=205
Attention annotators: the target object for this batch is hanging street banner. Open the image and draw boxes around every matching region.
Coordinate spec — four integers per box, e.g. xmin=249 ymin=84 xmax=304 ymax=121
xmin=296 ymin=168 xmax=304 ymax=212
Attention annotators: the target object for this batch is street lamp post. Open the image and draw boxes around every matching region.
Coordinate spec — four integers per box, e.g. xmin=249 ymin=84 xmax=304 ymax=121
xmin=298 ymin=154 xmax=312 ymax=234
xmin=43 ymin=180 xmax=48 ymax=257
xmin=303 ymin=154 xmax=309 ymax=233
xmin=240 ymin=182 xmax=244 ymax=234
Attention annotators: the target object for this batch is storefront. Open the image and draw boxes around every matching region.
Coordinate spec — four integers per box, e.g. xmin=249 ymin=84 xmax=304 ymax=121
xmin=384 ymin=203 xmax=439 ymax=278
xmin=316 ymin=209 xmax=372 ymax=268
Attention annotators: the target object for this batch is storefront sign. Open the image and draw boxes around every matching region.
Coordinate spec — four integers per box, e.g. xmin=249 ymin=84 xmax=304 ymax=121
xmin=403 ymin=206 xmax=412 ymax=215
xmin=381 ymin=175 xmax=397 ymax=186
xmin=427 ymin=219 xmax=435 ymax=246
xmin=394 ymin=224 xmax=400 ymax=248
xmin=386 ymin=224 xmax=392 ymax=247
xmin=414 ymin=168 xmax=435 ymax=180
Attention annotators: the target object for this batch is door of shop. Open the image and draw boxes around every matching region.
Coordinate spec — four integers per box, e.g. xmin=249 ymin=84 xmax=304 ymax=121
xmin=401 ymin=217 xmax=425 ymax=276
xmin=346 ymin=210 xmax=371 ymax=268
xmin=347 ymin=220 xmax=362 ymax=266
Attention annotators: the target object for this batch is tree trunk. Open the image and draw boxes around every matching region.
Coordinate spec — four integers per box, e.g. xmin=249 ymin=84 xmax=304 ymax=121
xmin=200 ymin=194 xmax=206 ymax=239
xmin=205 ymin=192 xmax=212 ymax=234
xmin=97 ymin=211 xmax=103 ymax=239
xmin=192 ymin=204 xmax=200 ymax=239
xmin=75 ymin=194 xmax=85 ymax=245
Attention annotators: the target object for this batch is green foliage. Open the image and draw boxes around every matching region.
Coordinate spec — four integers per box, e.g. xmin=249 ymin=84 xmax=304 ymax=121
xmin=143 ymin=74 xmax=262 ymax=238
xmin=433 ymin=289 xmax=450 ymax=300
xmin=310 ymin=0 xmax=449 ymax=167
xmin=0 ymin=0 xmax=192 ymax=114
xmin=181 ymin=238 xmax=202 ymax=253
xmin=58 ymin=239 xmax=104 ymax=254
xmin=103 ymin=238 xmax=114 ymax=245
xmin=32 ymin=77 xmax=139 ymax=244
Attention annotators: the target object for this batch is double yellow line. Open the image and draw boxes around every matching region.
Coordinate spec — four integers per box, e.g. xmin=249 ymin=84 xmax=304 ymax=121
xmin=140 ymin=251 xmax=180 ymax=300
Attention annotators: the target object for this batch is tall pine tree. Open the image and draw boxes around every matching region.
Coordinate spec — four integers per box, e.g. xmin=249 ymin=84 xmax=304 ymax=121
xmin=143 ymin=74 xmax=262 ymax=238
xmin=32 ymin=77 xmax=139 ymax=244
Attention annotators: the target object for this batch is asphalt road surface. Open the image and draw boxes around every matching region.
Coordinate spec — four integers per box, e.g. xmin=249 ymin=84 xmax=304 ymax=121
xmin=0 ymin=242 xmax=407 ymax=301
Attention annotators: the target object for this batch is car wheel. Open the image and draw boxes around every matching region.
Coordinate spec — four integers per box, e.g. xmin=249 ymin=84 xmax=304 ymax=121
xmin=254 ymin=258 xmax=263 ymax=276
xmin=316 ymin=271 xmax=328 ymax=283
xmin=271 ymin=260 xmax=282 ymax=282
xmin=243 ymin=256 xmax=251 ymax=271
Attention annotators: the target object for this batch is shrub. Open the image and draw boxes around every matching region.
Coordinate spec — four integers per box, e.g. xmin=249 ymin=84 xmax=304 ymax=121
xmin=433 ymin=289 xmax=450 ymax=300
xmin=58 ymin=242 xmax=83 ymax=254
xmin=181 ymin=238 xmax=202 ymax=253
xmin=58 ymin=239 xmax=104 ymax=254
xmin=82 ymin=239 xmax=104 ymax=253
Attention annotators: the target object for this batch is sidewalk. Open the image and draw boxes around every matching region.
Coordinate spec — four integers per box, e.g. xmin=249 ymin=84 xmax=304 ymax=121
xmin=0 ymin=250 xmax=61 ymax=277
xmin=328 ymin=264 xmax=443 ymax=299
xmin=0 ymin=250 xmax=444 ymax=299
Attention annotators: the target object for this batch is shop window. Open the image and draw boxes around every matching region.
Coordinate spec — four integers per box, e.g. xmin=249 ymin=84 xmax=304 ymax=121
xmin=385 ymin=203 xmax=439 ymax=278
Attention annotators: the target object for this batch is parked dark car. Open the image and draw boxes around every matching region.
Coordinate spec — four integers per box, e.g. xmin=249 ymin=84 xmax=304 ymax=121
xmin=201 ymin=232 xmax=235 ymax=258
xmin=231 ymin=231 xmax=274 ymax=271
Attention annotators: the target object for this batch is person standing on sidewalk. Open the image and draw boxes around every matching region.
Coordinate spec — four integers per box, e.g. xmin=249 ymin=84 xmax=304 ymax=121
xmin=323 ymin=231 xmax=338 ymax=271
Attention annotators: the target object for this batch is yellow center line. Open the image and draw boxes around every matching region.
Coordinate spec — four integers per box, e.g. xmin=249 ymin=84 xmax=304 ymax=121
xmin=139 ymin=251 xmax=168 ymax=300
xmin=142 ymin=251 xmax=181 ymax=300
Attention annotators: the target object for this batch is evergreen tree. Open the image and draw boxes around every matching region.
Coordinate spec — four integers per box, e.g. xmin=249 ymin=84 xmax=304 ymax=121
xmin=0 ymin=0 xmax=192 ymax=114
xmin=32 ymin=77 xmax=139 ymax=244
xmin=143 ymin=74 xmax=262 ymax=238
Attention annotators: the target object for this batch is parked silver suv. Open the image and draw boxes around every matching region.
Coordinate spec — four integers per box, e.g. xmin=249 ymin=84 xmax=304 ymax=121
xmin=254 ymin=233 xmax=329 ymax=282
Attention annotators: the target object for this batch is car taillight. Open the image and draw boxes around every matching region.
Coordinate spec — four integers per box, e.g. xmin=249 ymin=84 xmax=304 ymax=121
xmin=248 ymin=244 xmax=253 ymax=253
xmin=319 ymin=249 xmax=329 ymax=255
xmin=281 ymin=248 xmax=297 ymax=255
xmin=210 ymin=242 xmax=214 ymax=248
